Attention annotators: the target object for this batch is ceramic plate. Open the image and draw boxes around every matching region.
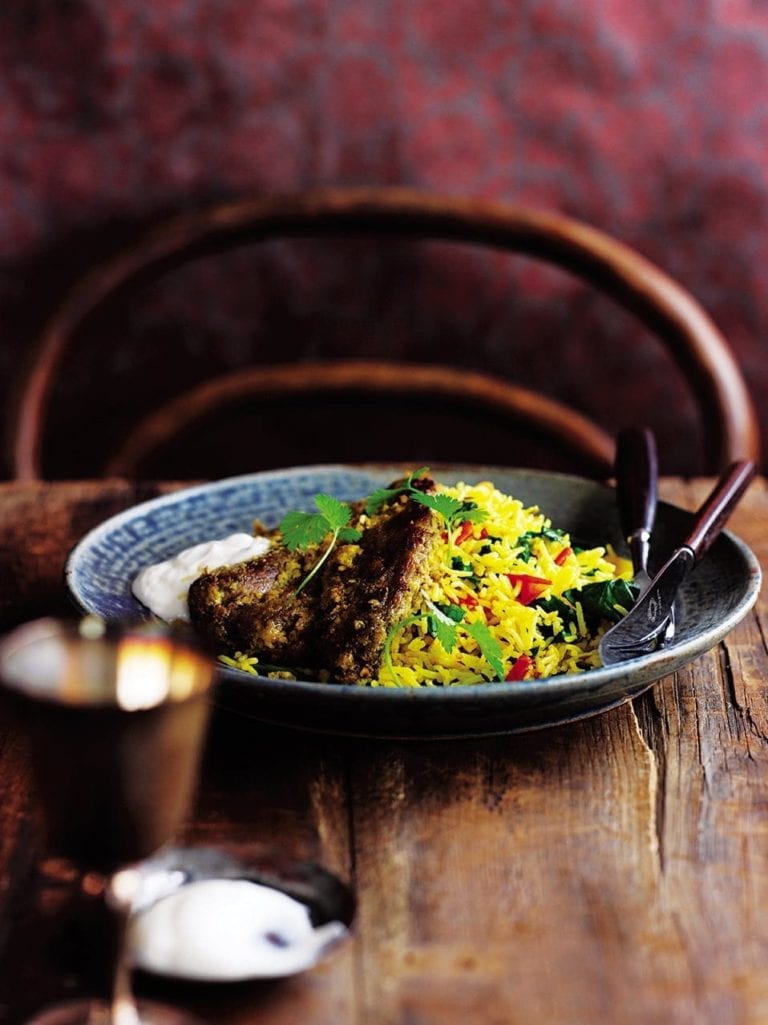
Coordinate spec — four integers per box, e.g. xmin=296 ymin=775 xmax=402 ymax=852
xmin=65 ymin=465 xmax=761 ymax=738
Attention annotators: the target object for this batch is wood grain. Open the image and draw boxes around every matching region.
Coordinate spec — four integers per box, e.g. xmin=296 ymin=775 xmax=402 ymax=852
xmin=0 ymin=478 xmax=766 ymax=1024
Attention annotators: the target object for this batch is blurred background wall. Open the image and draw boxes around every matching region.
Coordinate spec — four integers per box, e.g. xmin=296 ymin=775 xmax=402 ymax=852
xmin=1 ymin=0 xmax=766 ymax=477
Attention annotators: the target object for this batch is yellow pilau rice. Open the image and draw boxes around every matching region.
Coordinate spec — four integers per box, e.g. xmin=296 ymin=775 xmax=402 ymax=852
xmin=373 ymin=480 xmax=631 ymax=688
xmin=221 ymin=479 xmax=632 ymax=687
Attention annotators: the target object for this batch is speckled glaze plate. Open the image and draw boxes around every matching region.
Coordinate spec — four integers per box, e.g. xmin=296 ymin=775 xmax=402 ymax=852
xmin=65 ymin=465 xmax=761 ymax=738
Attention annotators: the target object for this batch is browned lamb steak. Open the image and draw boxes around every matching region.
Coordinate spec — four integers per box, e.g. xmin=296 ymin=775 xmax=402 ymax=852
xmin=187 ymin=545 xmax=318 ymax=669
xmin=318 ymin=497 xmax=443 ymax=682
xmin=187 ymin=481 xmax=443 ymax=683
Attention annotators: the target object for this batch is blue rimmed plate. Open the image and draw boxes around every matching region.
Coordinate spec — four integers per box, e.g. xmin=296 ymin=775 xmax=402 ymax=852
xmin=65 ymin=465 xmax=761 ymax=738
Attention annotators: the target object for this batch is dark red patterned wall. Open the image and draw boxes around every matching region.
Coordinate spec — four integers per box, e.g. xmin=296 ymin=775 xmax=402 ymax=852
xmin=2 ymin=1 xmax=767 ymax=476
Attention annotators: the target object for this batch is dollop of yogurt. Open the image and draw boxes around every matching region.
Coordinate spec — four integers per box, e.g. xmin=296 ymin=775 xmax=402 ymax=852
xmin=129 ymin=878 xmax=347 ymax=980
xmin=132 ymin=533 xmax=271 ymax=622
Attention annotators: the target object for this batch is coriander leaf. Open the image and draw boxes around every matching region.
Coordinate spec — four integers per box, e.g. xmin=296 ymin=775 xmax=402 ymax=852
xmin=465 ymin=621 xmax=505 ymax=682
xmin=423 ymin=597 xmax=461 ymax=653
xmin=429 ymin=615 xmax=458 ymax=653
xmin=364 ymin=466 xmax=431 ymax=515
xmin=337 ymin=526 xmax=363 ymax=543
xmin=365 ymin=487 xmax=401 ymax=515
xmin=383 ymin=600 xmax=503 ymax=685
xmin=425 ymin=596 xmax=459 ymax=624
xmin=313 ymin=493 xmax=353 ymax=530
xmin=280 ymin=493 xmax=359 ymax=593
xmin=460 ymin=507 xmax=490 ymax=524
xmin=279 ymin=509 xmax=330 ymax=550
xmin=412 ymin=491 xmax=487 ymax=561
xmin=435 ymin=602 xmax=465 ymax=623
xmin=411 ymin=491 xmax=464 ymax=522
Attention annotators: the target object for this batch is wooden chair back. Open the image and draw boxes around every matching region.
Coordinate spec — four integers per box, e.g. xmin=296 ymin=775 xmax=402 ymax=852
xmin=9 ymin=188 xmax=760 ymax=479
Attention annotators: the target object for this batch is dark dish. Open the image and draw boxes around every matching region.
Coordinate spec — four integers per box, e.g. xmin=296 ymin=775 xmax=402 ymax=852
xmin=64 ymin=467 xmax=762 ymax=737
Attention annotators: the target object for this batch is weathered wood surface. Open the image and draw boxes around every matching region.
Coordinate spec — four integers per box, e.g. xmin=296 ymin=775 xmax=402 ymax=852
xmin=0 ymin=478 xmax=766 ymax=1025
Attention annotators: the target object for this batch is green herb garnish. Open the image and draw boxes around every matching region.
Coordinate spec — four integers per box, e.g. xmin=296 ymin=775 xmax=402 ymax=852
xmin=410 ymin=492 xmax=488 ymax=559
xmin=365 ymin=467 xmax=487 ymax=561
xmin=280 ymin=493 xmax=362 ymax=594
xmin=364 ymin=467 xmax=431 ymax=515
xmin=434 ymin=602 xmax=465 ymax=623
xmin=464 ymin=620 xmax=506 ymax=682
xmin=383 ymin=599 xmax=505 ymax=684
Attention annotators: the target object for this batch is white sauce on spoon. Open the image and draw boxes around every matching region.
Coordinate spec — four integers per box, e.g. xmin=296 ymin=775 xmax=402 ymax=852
xmin=129 ymin=878 xmax=347 ymax=980
xmin=132 ymin=533 xmax=271 ymax=622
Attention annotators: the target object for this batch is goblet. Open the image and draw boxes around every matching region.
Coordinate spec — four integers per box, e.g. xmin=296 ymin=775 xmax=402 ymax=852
xmin=0 ymin=616 xmax=215 ymax=1025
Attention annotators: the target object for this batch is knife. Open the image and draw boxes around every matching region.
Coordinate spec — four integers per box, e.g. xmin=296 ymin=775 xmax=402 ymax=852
xmin=599 ymin=459 xmax=756 ymax=665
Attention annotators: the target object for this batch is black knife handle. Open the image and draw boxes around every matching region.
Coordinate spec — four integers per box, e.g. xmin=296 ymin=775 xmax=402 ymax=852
xmin=615 ymin=428 xmax=658 ymax=547
xmin=686 ymin=460 xmax=756 ymax=560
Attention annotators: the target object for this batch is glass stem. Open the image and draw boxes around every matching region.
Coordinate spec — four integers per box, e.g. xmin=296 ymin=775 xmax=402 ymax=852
xmin=106 ymin=868 xmax=142 ymax=1025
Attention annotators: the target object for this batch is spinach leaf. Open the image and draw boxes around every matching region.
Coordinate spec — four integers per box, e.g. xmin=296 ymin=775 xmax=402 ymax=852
xmin=533 ymin=594 xmax=577 ymax=640
xmin=565 ymin=579 xmax=639 ymax=630
xmin=514 ymin=527 xmax=566 ymax=562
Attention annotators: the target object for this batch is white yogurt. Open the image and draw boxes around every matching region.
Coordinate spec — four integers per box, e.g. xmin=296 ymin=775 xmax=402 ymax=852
xmin=129 ymin=878 xmax=347 ymax=980
xmin=132 ymin=533 xmax=271 ymax=622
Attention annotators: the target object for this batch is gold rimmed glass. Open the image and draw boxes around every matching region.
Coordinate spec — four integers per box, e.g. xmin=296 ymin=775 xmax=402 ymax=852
xmin=0 ymin=617 xmax=215 ymax=1025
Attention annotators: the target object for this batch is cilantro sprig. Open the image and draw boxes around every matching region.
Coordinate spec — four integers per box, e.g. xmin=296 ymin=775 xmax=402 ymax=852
xmin=383 ymin=598 xmax=505 ymax=684
xmin=280 ymin=493 xmax=362 ymax=594
xmin=411 ymin=492 xmax=488 ymax=559
xmin=364 ymin=466 xmax=431 ymax=515
xmin=365 ymin=467 xmax=488 ymax=560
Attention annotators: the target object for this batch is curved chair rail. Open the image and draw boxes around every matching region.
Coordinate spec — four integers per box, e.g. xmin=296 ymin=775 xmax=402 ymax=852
xmin=10 ymin=187 xmax=761 ymax=478
xmin=104 ymin=359 xmax=616 ymax=477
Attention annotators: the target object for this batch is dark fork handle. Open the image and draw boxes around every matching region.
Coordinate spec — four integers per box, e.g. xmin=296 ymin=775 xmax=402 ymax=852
xmin=686 ymin=460 xmax=756 ymax=559
xmin=615 ymin=427 xmax=658 ymax=569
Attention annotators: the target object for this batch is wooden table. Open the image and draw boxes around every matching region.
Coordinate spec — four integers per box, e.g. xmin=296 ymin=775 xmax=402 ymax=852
xmin=0 ymin=477 xmax=766 ymax=1025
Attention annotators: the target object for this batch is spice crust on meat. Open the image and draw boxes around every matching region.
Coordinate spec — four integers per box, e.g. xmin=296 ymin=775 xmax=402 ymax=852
xmin=187 ymin=478 xmax=444 ymax=683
